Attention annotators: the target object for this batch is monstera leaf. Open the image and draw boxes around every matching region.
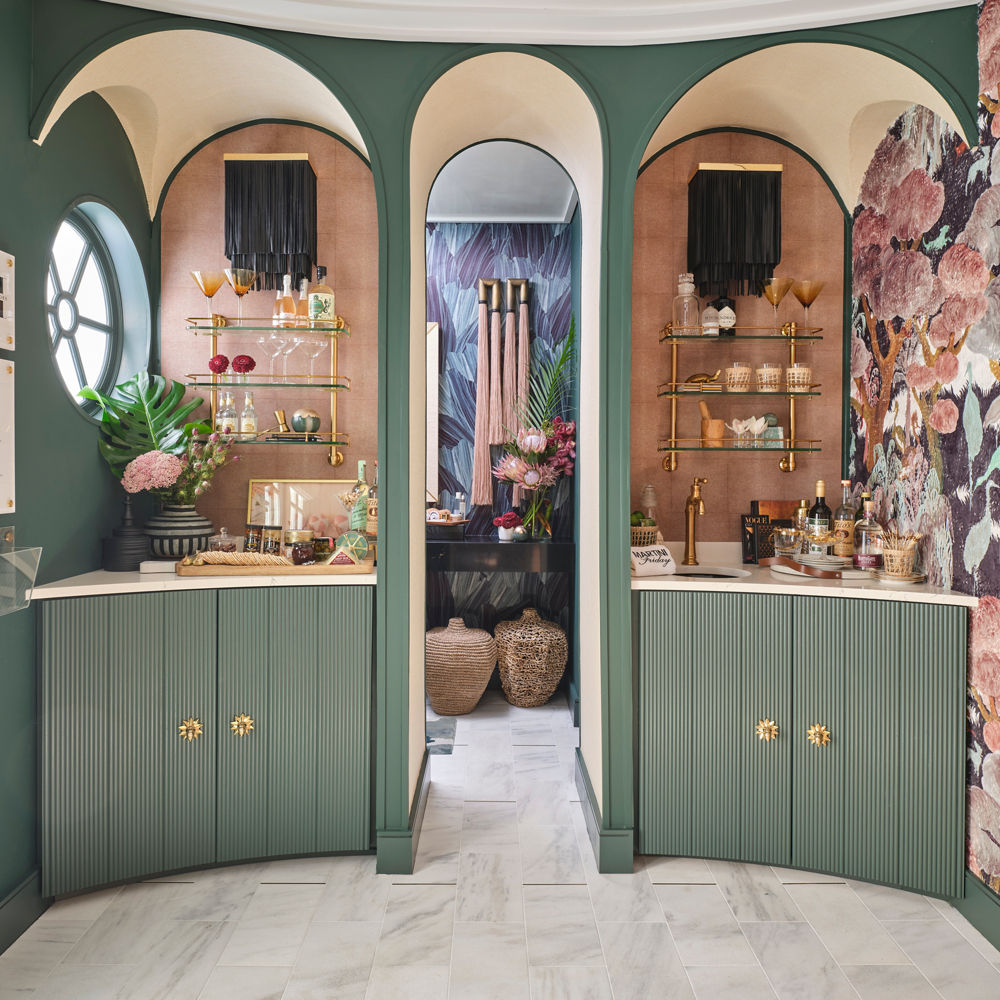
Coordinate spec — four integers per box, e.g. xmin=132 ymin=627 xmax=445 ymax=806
xmin=80 ymin=372 xmax=208 ymax=479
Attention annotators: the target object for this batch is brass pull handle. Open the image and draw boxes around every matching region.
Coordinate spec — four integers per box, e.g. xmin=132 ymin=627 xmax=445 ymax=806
xmin=231 ymin=713 xmax=255 ymax=737
xmin=178 ymin=717 xmax=203 ymax=742
xmin=755 ymin=718 xmax=779 ymax=742
xmin=806 ymin=723 xmax=831 ymax=747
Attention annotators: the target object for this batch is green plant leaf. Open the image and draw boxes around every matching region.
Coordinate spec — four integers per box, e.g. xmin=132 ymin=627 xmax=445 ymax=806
xmin=515 ymin=316 xmax=576 ymax=430
xmin=81 ymin=371 xmax=205 ymax=479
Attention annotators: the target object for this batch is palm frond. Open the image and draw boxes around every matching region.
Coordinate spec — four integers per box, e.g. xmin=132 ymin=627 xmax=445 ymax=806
xmin=514 ymin=317 xmax=576 ymax=430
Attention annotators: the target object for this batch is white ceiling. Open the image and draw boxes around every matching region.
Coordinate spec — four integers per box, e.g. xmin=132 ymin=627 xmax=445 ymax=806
xmin=98 ymin=0 xmax=974 ymax=45
xmin=426 ymin=142 xmax=577 ymax=223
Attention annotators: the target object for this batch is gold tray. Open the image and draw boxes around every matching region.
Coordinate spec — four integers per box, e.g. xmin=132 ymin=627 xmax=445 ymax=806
xmin=175 ymin=554 xmax=374 ymax=577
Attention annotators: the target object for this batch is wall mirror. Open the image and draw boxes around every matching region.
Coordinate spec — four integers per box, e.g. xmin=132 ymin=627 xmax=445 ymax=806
xmin=247 ymin=478 xmax=355 ymax=533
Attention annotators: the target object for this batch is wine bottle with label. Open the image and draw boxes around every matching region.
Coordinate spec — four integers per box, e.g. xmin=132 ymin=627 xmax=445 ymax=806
xmin=832 ymin=479 xmax=856 ymax=558
xmin=350 ymin=459 xmax=369 ymax=532
xmin=806 ymin=479 xmax=832 ymax=556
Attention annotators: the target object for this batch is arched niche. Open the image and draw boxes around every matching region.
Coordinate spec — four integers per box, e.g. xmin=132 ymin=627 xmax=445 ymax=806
xmin=34 ymin=29 xmax=368 ymax=217
xmin=409 ymin=52 xmax=605 ymax=809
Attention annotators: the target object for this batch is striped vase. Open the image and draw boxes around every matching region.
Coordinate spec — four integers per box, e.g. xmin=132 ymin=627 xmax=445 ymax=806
xmin=144 ymin=504 xmax=213 ymax=560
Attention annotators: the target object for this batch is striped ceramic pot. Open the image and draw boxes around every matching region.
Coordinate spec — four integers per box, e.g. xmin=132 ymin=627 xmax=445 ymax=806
xmin=144 ymin=504 xmax=213 ymax=559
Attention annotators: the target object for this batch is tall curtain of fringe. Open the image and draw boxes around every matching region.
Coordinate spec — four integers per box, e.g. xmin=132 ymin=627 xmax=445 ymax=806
xmin=488 ymin=281 xmax=504 ymax=445
xmin=513 ymin=282 xmax=530 ymax=507
xmin=471 ymin=283 xmax=493 ymax=506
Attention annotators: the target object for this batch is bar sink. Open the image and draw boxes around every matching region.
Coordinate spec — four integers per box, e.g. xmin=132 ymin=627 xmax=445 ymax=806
xmin=672 ymin=565 xmax=751 ymax=580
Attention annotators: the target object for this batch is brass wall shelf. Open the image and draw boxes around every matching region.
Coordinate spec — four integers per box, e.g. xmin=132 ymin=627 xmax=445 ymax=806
xmin=186 ymin=317 xmax=350 ymax=338
xmin=660 ymin=322 xmax=822 ymax=342
xmin=194 ymin=434 xmax=350 ymax=447
xmin=658 ymin=438 xmax=821 ymax=453
xmin=185 ymin=375 xmax=350 ymax=391
xmin=657 ymin=386 xmax=819 ymax=398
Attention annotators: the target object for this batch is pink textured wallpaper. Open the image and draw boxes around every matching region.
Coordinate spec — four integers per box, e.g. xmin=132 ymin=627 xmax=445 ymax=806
xmin=159 ymin=123 xmax=378 ymax=535
xmin=631 ymin=132 xmax=845 ymax=543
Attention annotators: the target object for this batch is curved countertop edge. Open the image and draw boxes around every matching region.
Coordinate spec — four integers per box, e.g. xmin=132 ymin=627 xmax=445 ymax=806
xmin=31 ymin=568 xmax=377 ymax=600
xmin=631 ymin=563 xmax=977 ymax=608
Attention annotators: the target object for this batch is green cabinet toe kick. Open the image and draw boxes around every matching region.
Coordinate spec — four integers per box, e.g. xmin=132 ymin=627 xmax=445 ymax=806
xmin=634 ymin=590 xmax=967 ymax=899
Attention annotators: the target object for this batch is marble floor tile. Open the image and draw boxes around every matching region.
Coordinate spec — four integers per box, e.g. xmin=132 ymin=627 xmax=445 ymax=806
xmin=841 ymin=964 xmax=940 ymax=1000
xmin=770 ymin=867 xmax=845 ymax=885
xmin=465 ymin=757 xmax=517 ymax=800
xmin=449 ymin=921 xmax=530 ymax=1000
xmin=927 ymin=897 xmax=1000 ymax=965
xmin=585 ymin=868 xmax=664 ymax=922
xmin=516 ymin=778 xmax=575 ymax=827
xmin=364 ymin=964 xmax=450 ymax=999
xmin=527 ymin=966 xmax=613 ymax=999
xmin=785 ymin=883 xmax=909 ymax=965
xmin=846 ymin=879 xmax=939 ymax=921
xmin=686 ymin=965 xmax=778 ymax=999
xmin=39 ymin=887 xmax=122 ymax=924
xmin=523 ymin=885 xmax=604 ymax=967
xmin=519 ymin=823 xmax=585 ymax=884
xmin=238 ymin=883 xmax=323 ymax=929
xmin=16 ymin=917 xmax=92 ymax=947
xmin=115 ymin=919 xmax=234 ymax=999
xmin=258 ymin=856 xmax=333 ymax=883
xmin=708 ymin=861 xmax=803 ymax=922
xmin=64 ymin=883 xmax=185 ymax=966
xmin=392 ymin=827 xmax=460 ymax=886
xmin=312 ymin=857 xmax=390 ymax=921
xmin=654 ymin=884 xmax=757 ymax=966
xmin=884 ymin=918 xmax=1000 ymax=999
xmin=0 ymin=932 xmax=80 ymax=990
xmin=461 ymin=801 xmax=520 ymax=856
xmin=33 ymin=964 xmax=132 ymax=999
xmin=372 ymin=884 xmax=455 ymax=967
xmin=165 ymin=869 xmax=258 ymax=923
xmin=642 ymin=856 xmax=715 ymax=884
xmin=513 ymin=746 xmax=564 ymax=782
xmin=282 ymin=921 xmax=380 ymax=999
xmin=197 ymin=965 xmax=292 ymax=1000
xmin=599 ymin=921 xmax=694 ymax=999
xmin=742 ymin=922 xmax=858 ymax=1000
xmin=216 ymin=923 xmax=310 ymax=967
xmin=510 ymin=720 xmax=556 ymax=745
xmin=455 ymin=851 xmax=524 ymax=922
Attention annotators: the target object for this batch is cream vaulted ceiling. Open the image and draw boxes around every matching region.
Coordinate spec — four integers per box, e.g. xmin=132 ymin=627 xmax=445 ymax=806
xmin=35 ymin=30 xmax=367 ymax=218
xmin=96 ymin=0 xmax=975 ymax=45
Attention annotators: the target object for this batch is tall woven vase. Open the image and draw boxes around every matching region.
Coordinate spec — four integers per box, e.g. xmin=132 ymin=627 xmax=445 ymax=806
xmin=425 ymin=618 xmax=497 ymax=716
xmin=495 ymin=608 xmax=568 ymax=708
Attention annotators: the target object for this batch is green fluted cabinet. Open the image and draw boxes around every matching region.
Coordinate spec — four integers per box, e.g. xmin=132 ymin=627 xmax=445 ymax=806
xmin=636 ymin=589 xmax=966 ymax=898
xmin=41 ymin=585 xmax=372 ymax=897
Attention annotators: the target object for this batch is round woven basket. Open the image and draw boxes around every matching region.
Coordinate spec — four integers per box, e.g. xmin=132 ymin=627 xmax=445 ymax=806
xmin=631 ymin=525 xmax=659 ymax=546
xmin=425 ymin=618 xmax=497 ymax=716
xmin=495 ymin=608 xmax=568 ymax=708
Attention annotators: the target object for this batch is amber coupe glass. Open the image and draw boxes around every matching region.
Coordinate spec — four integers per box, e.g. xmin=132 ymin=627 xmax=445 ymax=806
xmin=190 ymin=270 xmax=226 ymax=323
xmin=762 ymin=277 xmax=794 ymax=333
xmin=224 ymin=268 xmax=257 ymax=323
xmin=792 ymin=280 xmax=825 ymax=332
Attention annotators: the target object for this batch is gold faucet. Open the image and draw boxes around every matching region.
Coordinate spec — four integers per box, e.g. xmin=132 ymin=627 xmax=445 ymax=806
xmin=683 ymin=477 xmax=708 ymax=565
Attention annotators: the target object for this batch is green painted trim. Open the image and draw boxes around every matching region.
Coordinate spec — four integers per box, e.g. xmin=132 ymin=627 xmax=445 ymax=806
xmin=0 ymin=870 xmax=45 ymax=955
xmin=375 ymin=749 xmax=429 ymax=875
xmin=954 ymin=871 xmax=1000 ymax=953
xmin=574 ymin=749 xmax=634 ymax=874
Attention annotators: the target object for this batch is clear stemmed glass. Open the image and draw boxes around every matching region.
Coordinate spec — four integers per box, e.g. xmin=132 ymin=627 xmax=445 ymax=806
xmin=279 ymin=335 xmax=303 ymax=379
xmin=300 ymin=336 xmax=327 ymax=383
xmin=190 ymin=270 xmax=226 ymax=323
xmin=762 ymin=277 xmax=794 ymax=334
xmin=259 ymin=333 xmax=286 ymax=381
xmin=792 ymin=280 xmax=825 ymax=332
xmin=224 ymin=268 xmax=257 ymax=323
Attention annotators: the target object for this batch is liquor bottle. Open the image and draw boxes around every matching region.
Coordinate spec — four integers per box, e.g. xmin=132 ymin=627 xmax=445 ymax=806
xmin=853 ymin=499 xmax=884 ymax=570
xmin=309 ymin=265 xmax=336 ymax=329
xmin=716 ymin=296 xmax=737 ymax=335
xmin=366 ymin=460 xmax=378 ymax=536
xmin=279 ymin=274 xmax=296 ymax=328
xmin=672 ymin=273 xmax=700 ymax=333
xmin=795 ymin=499 xmax=810 ymax=554
xmin=216 ymin=392 xmax=237 ymax=435
xmin=701 ymin=300 xmax=720 ymax=337
xmin=239 ymin=391 xmax=257 ymax=441
xmin=295 ymin=276 xmax=310 ymax=328
xmin=855 ymin=490 xmax=871 ymax=523
xmin=832 ymin=479 xmax=856 ymax=558
xmin=806 ymin=479 xmax=832 ymax=556
xmin=350 ymin=459 xmax=369 ymax=532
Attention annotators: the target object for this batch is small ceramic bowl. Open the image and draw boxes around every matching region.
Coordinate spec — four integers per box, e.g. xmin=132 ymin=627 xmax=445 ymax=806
xmin=290 ymin=408 xmax=322 ymax=433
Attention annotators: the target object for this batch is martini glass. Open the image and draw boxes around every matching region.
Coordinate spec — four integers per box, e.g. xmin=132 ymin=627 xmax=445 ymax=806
xmin=792 ymin=280 xmax=825 ymax=332
xmin=190 ymin=270 xmax=226 ymax=325
xmin=762 ymin=277 xmax=794 ymax=334
xmin=224 ymin=268 xmax=257 ymax=323
xmin=301 ymin=336 xmax=327 ymax=383
xmin=279 ymin=335 xmax=303 ymax=379
xmin=258 ymin=333 xmax=286 ymax=381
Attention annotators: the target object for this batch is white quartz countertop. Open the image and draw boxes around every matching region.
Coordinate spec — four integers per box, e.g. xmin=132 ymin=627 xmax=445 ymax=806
xmin=32 ymin=567 xmax=377 ymax=599
xmin=631 ymin=542 xmax=978 ymax=608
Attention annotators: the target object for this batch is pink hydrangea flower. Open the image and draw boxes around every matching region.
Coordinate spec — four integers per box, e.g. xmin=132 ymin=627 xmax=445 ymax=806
xmin=122 ymin=450 xmax=183 ymax=494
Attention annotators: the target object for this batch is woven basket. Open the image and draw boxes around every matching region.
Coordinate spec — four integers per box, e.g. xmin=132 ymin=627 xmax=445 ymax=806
xmin=786 ymin=365 xmax=813 ymax=393
xmin=425 ymin=618 xmax=497 ymax=715
xmin=495 ymin=608 xmax=568 ymax=708
xmin=631 ymin=525 xmax=659 ymax=546
xmin=882 ymin=532 xmax=920 ymax=577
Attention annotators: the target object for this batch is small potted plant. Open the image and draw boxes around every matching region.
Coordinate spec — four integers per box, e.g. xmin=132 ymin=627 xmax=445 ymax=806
xmin=493 ymin=510 xmax=523 ymax=541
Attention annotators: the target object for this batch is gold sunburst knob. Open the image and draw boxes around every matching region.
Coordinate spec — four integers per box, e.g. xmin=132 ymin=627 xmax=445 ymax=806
xmin=807 ymin=723 xmax=831 ymax=747
xmin=755 ymin=718 xmax=779 ymax=742
xmin=178 ymin=717 xmax=203 ymax=742
xmin=231 ymin=713 xmax=255 ymax=737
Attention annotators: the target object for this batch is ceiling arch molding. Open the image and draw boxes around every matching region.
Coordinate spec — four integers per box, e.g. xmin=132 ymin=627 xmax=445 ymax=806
xmin=34 ymin=26 xmax=370 ymax=218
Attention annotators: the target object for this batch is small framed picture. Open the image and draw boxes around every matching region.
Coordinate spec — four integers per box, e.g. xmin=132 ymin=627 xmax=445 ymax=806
xmin=0 ymin=253 xmax=13 ymax=350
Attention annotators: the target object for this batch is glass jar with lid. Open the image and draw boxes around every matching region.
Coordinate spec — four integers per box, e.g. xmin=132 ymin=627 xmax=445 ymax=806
xmin=672 ymin=273 xmax=700 ymax=333
xmin=284 ymin=529 xmax=315 ymax=565
xmin=208 ymin=526 xmax=239 ymax=552
xmin=261 ymin=525 xmax=283 ymax=556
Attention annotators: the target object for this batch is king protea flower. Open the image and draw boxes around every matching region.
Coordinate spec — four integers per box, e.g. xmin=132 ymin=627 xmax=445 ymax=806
xmin=493 ymin=454 xmax=543 ymax=489
xmin=516 ymin=427 xmax=548 ymax=453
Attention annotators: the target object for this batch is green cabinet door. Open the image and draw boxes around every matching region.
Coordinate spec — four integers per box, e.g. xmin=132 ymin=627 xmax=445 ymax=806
xmin=41 ymin=592 xmax=216 ymax=896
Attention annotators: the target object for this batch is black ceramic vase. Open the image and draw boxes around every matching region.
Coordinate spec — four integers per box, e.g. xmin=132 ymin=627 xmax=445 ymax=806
xmin=144 ymin=504 xmax=213 ymax=559
xmin=102 ymin=493 xmax=150 ymax=572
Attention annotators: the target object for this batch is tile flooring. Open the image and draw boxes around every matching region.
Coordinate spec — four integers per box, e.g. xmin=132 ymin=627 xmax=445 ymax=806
xmin=3 ymin=691 xmax=1000 ymax=998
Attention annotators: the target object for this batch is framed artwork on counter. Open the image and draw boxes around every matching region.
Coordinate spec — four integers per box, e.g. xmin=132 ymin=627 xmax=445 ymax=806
xmin=247 ymin=478 xmax=355 ymax=534
xmin=0 ymin=253 xmax=13 ymax=349
xmin=0 ymin=362 xmax=13 ymax=511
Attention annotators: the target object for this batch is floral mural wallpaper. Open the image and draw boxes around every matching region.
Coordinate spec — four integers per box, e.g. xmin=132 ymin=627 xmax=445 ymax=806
xmin=850 ymin=1 xmax=1000 ymax=898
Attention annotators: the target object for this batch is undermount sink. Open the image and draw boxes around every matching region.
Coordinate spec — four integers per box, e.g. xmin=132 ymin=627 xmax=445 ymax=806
xmin=672 ymin=565 xmax=751 ymax=580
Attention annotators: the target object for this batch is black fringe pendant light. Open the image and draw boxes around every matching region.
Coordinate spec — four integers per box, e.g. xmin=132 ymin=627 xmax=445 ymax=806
xmin=224 ymin=154 xmax=317 ymax=291
xmin=687 ymin=163 xmax=782 ymax=299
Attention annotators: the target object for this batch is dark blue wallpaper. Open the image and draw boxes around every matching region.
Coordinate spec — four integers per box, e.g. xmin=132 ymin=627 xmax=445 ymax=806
xmin=426 ymin=222 xmax=576 ymax=537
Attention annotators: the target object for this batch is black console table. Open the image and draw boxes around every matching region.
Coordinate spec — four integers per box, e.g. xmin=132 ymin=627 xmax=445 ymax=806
xmin=426 ymin=536 xmax=576 ymax=574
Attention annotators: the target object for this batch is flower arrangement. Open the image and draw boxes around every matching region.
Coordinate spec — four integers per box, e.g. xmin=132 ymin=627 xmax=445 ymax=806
xmin=232 ymin=354 xmax=256 ymax=375
xmin=121 ymin=434 xmax=239 ymax=505
xmin=493 ymin=511 xmax=523 ymax=530
xmin=208 ymin=353 xmax=229 ymax=375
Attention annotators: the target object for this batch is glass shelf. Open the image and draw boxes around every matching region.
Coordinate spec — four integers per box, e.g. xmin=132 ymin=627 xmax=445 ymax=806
xmin=658 ymin=387 xmax=820 ymax=398
xmin=196 ymin=434 xmax=350 ymax=447
xmin=185 ymin=317 xmax=350 ymax=338
xmin=658 ymin=438 xmax=821 ymax=452
xmin=185 ymin=374 xmax=350 ymax=391
xmin=660 ymin=333 xmax=822 ymax=343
